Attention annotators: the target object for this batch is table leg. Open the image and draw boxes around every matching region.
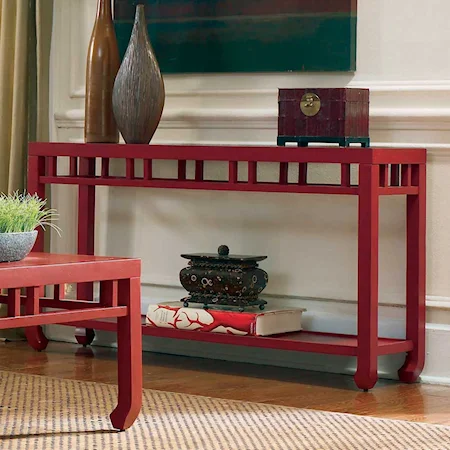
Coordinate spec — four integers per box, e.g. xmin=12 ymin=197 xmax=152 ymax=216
xmin=25 ymin=327 xmax=49 ymax=352
xmin=76 ymin=157 xmax=96 ymax=346
xmin=24 ymin=286 xmax=49 ymax=351
xmin=7 ymin=288 xmax=21 ymax=317
xmin=27 ymin=156 xmax=49 ymax=351
xmin=110 ymin=277 xmax=142 ymax=431
xmin=354 ymin=164 xmax=379 ymax=391
xmin=398 ymin=164 xmax=426 ymax=383
xmin=75 ymin=328 xmax=96 ymax=347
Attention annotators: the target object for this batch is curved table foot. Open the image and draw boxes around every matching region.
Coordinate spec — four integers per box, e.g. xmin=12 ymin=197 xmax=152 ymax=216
xmin=398 ymin=353 xmax=424 ymax=383
xmin=354 ymin=369 xmax=378 ymax=391
xmin=110 ymin=278 xmax=142 ymax=431
xmin=25 ymin=326 xmax=49 ymax=352
xmin=75 ymin=328 xmax=95 ymax=347
xmin=110 ymin=403 xmax=141 ymax=432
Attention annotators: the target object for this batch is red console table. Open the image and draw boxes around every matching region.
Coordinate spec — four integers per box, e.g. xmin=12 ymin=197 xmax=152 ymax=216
xmin=0 ymin=252 xmax=142 ymax=431
xmin=27 ymin=142 xmax=426 ymax=391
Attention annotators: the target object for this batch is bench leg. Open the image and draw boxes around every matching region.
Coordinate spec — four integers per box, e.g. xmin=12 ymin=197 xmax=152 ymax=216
xmin=25 ymin=287 xmax=49 ymax=351
xmin=25 ymin=326 xmax=49 ymax=352
xmin=75 ymin=328 xmax=96 ymax=347
xmin=110 ymin=277 xmax=142 ymax=431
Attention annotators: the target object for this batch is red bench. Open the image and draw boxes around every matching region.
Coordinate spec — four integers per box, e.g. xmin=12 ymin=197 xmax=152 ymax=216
xmin=0 ymin=252 xmax=142 ymax=431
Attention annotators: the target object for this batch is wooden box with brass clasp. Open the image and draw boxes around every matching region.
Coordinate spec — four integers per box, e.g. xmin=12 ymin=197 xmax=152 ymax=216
xmin=277 ymin=88 xmax=370 ymax=147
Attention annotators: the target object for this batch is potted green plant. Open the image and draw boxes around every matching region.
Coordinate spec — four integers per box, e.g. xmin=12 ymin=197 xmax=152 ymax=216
xmin=0 ymin=192 xmax=60 ymax=263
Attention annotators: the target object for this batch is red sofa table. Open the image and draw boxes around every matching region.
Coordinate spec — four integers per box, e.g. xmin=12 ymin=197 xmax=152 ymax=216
xmin=27 ymin=142 xmax=427 ymax=391
xmin=0 ymin=252 xmax=142 ymax=431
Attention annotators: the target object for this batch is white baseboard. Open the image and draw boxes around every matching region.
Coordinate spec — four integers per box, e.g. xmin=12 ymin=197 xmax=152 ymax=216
xmin=420 ymin=376 xmax=450 ymax=386
xmin=420 ymin=324 xmax=450 ymax=385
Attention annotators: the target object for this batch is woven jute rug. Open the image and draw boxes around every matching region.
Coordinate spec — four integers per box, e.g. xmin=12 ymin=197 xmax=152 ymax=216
xmin=0 ymin=371 xmax=449 ymax=450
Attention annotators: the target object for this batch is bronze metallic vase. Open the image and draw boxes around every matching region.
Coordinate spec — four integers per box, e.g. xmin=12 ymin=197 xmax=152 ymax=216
xmin=85 ymin=0 xmax=120 ymax=143
xmin=112 ymin=4 xmax=165 ymax=144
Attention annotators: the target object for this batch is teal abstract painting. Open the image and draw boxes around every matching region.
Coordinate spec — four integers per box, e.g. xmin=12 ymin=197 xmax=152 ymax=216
xmin=114 ymin=1 xmax=357 ymax=73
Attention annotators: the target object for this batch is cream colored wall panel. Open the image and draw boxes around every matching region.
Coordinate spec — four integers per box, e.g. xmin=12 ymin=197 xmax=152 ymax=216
xmin=356 ymin=0 xmax=450 ymax=81
xmin=427 ymin=158 xmax=450 ymax=298
xmin=69 ymin=0 xmax=96 ymax=98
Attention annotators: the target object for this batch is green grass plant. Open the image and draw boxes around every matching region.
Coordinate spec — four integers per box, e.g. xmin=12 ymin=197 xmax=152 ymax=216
xmin=0 ymin=192 xmax=60 ymax=234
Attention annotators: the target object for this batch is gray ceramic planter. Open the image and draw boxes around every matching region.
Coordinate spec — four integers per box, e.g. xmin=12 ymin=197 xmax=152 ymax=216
xmin=0 ymin=231 xmax=38 ymax=263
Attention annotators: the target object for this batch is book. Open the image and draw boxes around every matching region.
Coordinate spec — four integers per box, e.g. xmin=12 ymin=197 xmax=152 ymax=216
xmin=145 ymin=302 xmax=306 ymax=336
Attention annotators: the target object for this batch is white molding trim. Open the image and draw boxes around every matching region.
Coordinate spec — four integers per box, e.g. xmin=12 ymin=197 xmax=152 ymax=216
xmin=348 ymin=80 xmax=450 ymax=91
xmin=426 ymin=323 xmax=450 ymax=332
xmin=70 ymin=88 xmax=86 ymax=99
xmin=74 ymin=80 xmax=450 ymax=98
xmin=420 ymin=376 xmax=450 ymax=386
xmin=55 ymin=80 xmax=450 ymax=140
xmin=422 ymin=296 xmax=450 ymax=309
xmin=54 ymin=107 xmax=450 ymax=136
xmin=68 ymin=0 xmax=91 ymax=99
xmin=50 ymin=115 xmax=450 ymax=156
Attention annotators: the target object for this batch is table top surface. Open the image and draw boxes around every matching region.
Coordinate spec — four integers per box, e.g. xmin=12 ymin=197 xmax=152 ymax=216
xmin=0 ymin=253 xmax=141 ymax=289
xmin=29 ymin=142 xmax=427 ymax=165
xmin=0 ymin=252 xmax=139 ymax=269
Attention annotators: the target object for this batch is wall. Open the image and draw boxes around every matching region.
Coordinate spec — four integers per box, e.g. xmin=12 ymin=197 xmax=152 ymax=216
xmin=47 ymin=0 xmax=450 ymax=383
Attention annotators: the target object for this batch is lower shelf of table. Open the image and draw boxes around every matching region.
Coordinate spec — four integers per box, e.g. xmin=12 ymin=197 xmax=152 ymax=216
xmin=64 ymin=318 xmax=413 ymax=357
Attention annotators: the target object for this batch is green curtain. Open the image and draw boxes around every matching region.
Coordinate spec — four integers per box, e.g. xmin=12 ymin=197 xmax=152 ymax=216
xmin=0 ymin=0 xmax=53 ymax=193
xmin=0 ymin=0 xmax=53 ymax=339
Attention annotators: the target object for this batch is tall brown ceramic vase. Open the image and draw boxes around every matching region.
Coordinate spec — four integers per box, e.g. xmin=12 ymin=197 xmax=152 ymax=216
xmin=85 ymin=0 xmax=120 ymax=143
xmin=112 ymin=4 xmax=165 ymax=144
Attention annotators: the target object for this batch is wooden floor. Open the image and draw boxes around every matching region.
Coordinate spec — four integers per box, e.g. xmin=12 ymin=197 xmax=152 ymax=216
xmin=1 ymin=340 xmax=450 ymax=426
